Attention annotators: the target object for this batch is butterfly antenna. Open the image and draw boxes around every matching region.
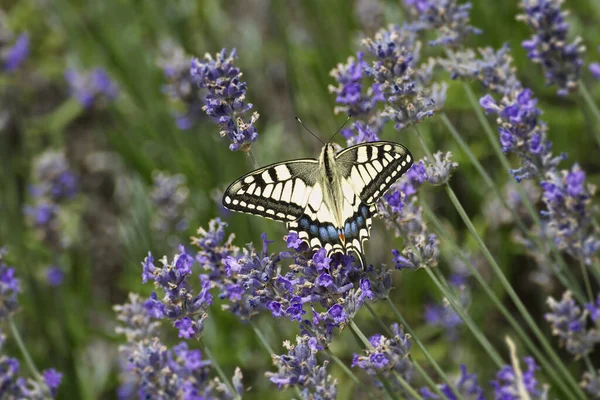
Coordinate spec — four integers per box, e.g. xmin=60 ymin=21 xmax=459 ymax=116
xmin=327 ymin=114 xmax=351 ymax=144
xmin=296 ymin=117 xmax=325 ymax=145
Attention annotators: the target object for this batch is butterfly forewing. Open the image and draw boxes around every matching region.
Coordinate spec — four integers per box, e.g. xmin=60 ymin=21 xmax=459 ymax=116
xmin=223 ymin=160 xmax=318 ymax=222
xmin=335 ymin=141 xmax=413 ymax=205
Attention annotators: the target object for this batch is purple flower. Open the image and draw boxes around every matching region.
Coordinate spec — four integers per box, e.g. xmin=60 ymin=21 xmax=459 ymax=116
xmin=0 ymin=356 xmax=28 ymax=398
xmin=517 ymin=0 xmax=584 ymax=95
xmin=440 ymin=44 xmax=522 ymax=96
xmin=159 ymin=44 xmax=206 ymax=130
xmin=285 ymin=232 xmax=304 ymax=251
xmin=424 ymin=290 xmax=465 ymax=342
xmin=327 ymin=304 xmax=347 ymax=324
xmin=190 ymin=48 xmax=259 ymax=152
xmin=581 ymin=369 xmax=600 ymax=399
xmin=590 ymin=64 xmax=600 ymax=80
xmin=43 ymin=369 xmax=63 ymax=396
xmin=492 ymin=356 xmax=548 ymax=399
xmin=192 ymin=218 xmax=238 ymax=276
xmin=540 ymin=165 xmax=600 ymax=264
xmin=404 ymin=0 xmax=481 ymax=47
xmin=352 ymin=324 xmax=413 ymax=392
xmin=362 ymin=25 xmax=438 ymax=131
xmin=65 ymin=67 xmax=119 ymax=109
xmin=46 ymin=266 xmax=64 ymax=287
xmin=3 ymin=33 xmax=29 ymax=72
xmin=329 ymin=52 xmax=381 ymax=117
xmin=114 ymin=293 xmax=161 ymax=341
xmin=422 ymin=151 xmax=458 ymax=186
xmin=0 ymin=249 xmax=20 ymax=320
xmin=421 ymin=364 xmax=485 ymax=400
xmin=341 ymin=121 xmax=380 ymax=146
xmin=140 ymin=247 xmax=212 ymax=339
xmin=545 ymin=291 xmax=600 ymax=357
xmin=266 ymin=335 xmax=337 ymax=398
xmin=479 ymin=88 xmax=565 ymax=181
xmin=174 ymin=317 xmax=196 ymax=339
xmin=150 ymin=171 xmax=189 ymax=235
xmin=34 ymin=150 xmax=78 ymax=202
xmin=312 ymin=248 xmax=331 ymax=271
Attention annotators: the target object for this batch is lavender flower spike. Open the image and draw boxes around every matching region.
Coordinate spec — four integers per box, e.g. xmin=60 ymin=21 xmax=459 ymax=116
xmin=0 ymin=248 xmax=20 ymax=320
xmin=65 ymin=67 xmax=119 ymax=109
xmin=352 ymin=323 xmax=413 ymax=393
xmin=589 ymin=47 xmax=600 ymax=80
xmin=404 ymin=0 xmax=481 ymax=47
xmin=267 ymin=335 xmax=337 ymax=399
xmin=141 ymin=246 xmax=212 ymax=339
xmin=545 ymin=291 xmax=600 ymax=358
xmin=517 ymin=0 xmax=585 ymax=95
xmin=541 ymin=164 xmax=600 ymax=265
xmin=420 ymin=364 xmax=485 ymax=400
xmin=191 ymin=48 xmax=259 ymax=152
xmin=479 ymin=88 xmax=565 ymax=182
xmin=3 ymin=33 xmax=29 ymax=72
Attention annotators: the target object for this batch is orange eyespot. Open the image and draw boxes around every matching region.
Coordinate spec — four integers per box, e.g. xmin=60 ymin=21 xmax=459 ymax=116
xmin=339 ymin=233 xmax=345 ymax=242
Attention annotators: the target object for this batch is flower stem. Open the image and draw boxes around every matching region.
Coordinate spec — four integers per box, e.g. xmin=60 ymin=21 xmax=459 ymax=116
xmin=439 ymin=113 xmax=583 ymax=298
xmin=421 ymin=202 xmax=580 ymax=400
xmin=389 ymin=214 xmax=505 ymax=367
xmin=379 ymin=299 xmax=465 ymax=400
xmin=444 ymin=185 xmax=586 ymax=398
xmin=578 ymin=83 xmax=600 ymax=146
xmin=580 ymin=258 xmax=594 ymax=303
xmin=250 ymin=320 xmax=275 ymax=354
xmin=425 ymin=267 xmax=505 ymax=367
xmin=9 ymin=318 xmax=42 ymax=381
xmin=459 ymin=81 xmax=586 ymax=295
xmin=201 ymin=340 xmax=241 ymax=400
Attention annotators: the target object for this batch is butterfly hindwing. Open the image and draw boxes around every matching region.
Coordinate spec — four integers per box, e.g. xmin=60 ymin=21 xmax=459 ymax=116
xmin=223 ymin=160 xmax=318 ymax=222
xmin=286 ymin=183 xmax=345 ymax=254
xmin=335 ymin=141 xmax=413 ymax=205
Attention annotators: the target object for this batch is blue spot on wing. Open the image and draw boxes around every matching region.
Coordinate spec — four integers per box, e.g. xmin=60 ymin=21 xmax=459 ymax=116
xmin=319 ymin=227 xmax=329 ymax=241
xmin=327 ymin=226 xmax=338 ymax=240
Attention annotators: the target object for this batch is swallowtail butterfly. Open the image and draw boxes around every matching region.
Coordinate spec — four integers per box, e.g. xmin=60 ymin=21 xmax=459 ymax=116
xmin=222 ymin=140 xmax=413 ymax=267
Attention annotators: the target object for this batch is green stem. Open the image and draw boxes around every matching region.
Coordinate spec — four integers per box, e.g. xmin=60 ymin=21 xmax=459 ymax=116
xmin=425 ymin=268 xmax=506 ymax=367
xmin=381 ymin=299 xmax=465 ymax=400
xmin=325 ymin=348 xmax=379 ymax=400
xmin=201 ymin=340 xmax=240 ymax=400
xmin=578 ymin=83 xmax=600 ymax=144
xmin=9 ymin=318 xmax=42 ymax=380
xmin=421 ymin=202 xmax=580 ymax=400
xmin=580 ymin=257 xmax=594 ymax=303
xmin=250 ymin=320 xmax=275 ymax=354
xmin=439 ymin=113 xmax=583 ymax=298
xmin=444 ymin=185 xmax=586 ymax=398
xmin=460 ymin=80 xmax=584 ymax=297
xmin=388 ymin=212 xmax=505 ymax=367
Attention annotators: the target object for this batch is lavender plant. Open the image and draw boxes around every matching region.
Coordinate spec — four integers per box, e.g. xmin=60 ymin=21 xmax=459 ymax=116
xmin=0 ymin=249 xmax=63 ymax=398
xmin=190 ymin=49 xmax=259 ymax=152
xmin=2 ymin=32 xmax=28 ymax=72
xmin=65 ymin=67 xmax=119 ymax=109
xmin=517 ymin=0 xmax=584 ymax=96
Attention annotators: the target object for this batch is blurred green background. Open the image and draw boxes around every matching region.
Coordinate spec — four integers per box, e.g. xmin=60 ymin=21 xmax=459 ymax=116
xmin=1 ymin=0 xmax=600 ymax=398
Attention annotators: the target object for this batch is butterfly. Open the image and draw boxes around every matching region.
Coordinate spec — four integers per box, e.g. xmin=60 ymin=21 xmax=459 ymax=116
xmin=222 ymin=141 xmax=413 ymax=268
